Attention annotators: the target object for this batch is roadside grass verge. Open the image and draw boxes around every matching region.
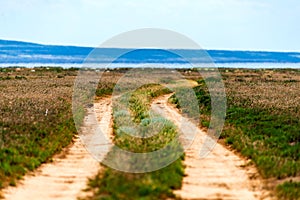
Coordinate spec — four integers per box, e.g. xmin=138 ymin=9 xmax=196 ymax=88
xmin=86 ymin=84 xmax=185 ymax=200
xmin=171 ymin=69 xmax=300 ymax=199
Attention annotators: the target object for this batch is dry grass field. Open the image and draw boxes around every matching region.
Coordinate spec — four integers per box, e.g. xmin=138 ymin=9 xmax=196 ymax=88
xmin=0 ymin=67 xmax=299 ymax=199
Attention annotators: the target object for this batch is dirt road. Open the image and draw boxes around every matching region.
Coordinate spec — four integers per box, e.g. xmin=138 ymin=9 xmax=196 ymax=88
xmin=151 ymin=94 xmax=270 ymax=200
xmin=3 ymin=93 xmax=270 ymax=200
xmin=2 ymin=98 xmax=112 ymax=200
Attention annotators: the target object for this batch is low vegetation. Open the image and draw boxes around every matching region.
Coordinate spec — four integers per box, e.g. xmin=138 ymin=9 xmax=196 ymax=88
xmin=0 ymin=67 xmax=77 ymax=189
xmin=1 ymin=67 xmax=299 ymax=199
xmin=173 ymin=69 xmax=300 ymax=199
xmin=276 ymin=181 xmax=300 ymax=200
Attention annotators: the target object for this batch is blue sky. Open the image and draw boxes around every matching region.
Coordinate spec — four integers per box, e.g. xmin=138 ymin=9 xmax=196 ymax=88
xmin=0 ymin=0 xmax=299 ymax=51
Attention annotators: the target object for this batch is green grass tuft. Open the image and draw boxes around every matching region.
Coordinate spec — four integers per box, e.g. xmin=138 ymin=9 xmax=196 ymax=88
xmin=276 ymin=182 xmax=300 ymax=200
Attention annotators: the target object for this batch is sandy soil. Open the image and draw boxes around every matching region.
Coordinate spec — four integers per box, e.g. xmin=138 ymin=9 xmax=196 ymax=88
xmin=151 ymin=94 xmax=270 ymax=200
xmin=2 ymin=98 xmax=112 ymax=200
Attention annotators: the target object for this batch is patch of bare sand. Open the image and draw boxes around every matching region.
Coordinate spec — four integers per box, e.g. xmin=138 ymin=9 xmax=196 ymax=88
xmin=151 ymin=94 xmax=270 ymax=200
xmin=2 ymin=98 xmax=112 ymax=200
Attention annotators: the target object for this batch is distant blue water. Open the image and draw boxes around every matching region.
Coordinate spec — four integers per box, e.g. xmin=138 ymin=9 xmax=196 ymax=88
xmin=1 ymin=39 xmax=300 ymax=69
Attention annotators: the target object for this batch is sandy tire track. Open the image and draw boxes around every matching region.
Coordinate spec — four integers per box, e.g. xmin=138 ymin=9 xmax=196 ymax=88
xmin=2 ymin=98 xmax=112 ymax=200
xmin=151 ymin=94 xmax=270 ymax=200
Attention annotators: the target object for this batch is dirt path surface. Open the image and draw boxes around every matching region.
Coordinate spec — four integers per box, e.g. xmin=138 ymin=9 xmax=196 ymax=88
xmin=3 ymin=98 xmax=112 ymax=200
xmin=151 ymin=94 xmax=270 ymax=200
